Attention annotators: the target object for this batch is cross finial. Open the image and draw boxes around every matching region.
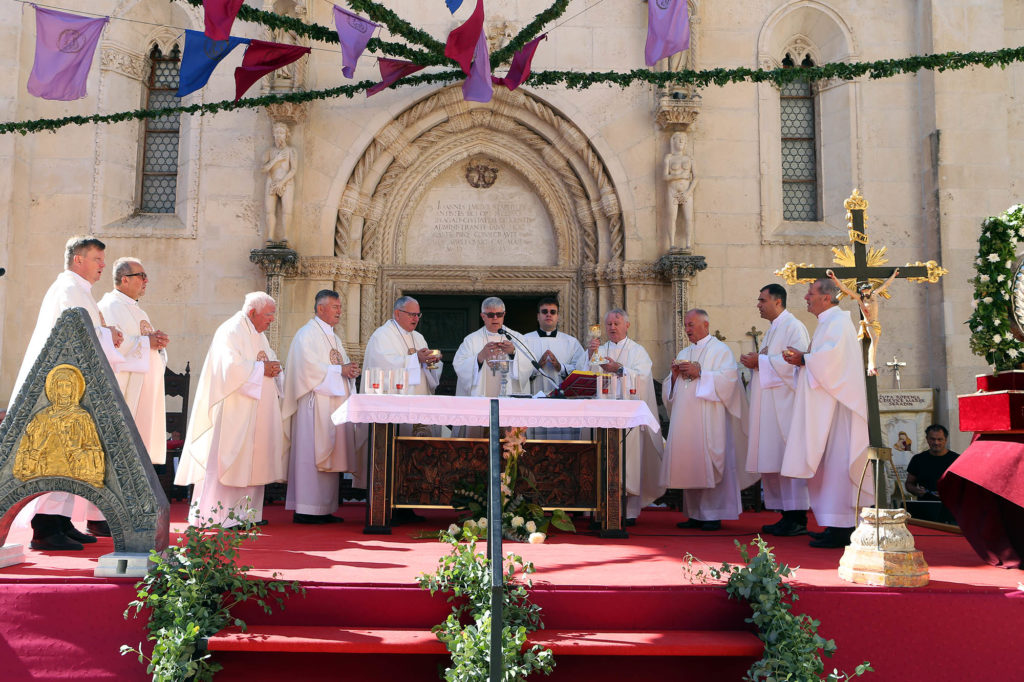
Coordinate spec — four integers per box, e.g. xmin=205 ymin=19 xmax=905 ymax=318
xmin=885 ymin=355 xmax=907 ymax=389
xmin=746 ymin=325 xmax=762 ymax=352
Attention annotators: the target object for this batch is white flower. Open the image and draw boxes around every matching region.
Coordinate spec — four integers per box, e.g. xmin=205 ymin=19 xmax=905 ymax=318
xmin=528 ymin=532 xmax=546 ymax=544
xmin=463 ymin=519 xmax=477 ymax=530
xmin=984 ymin=296 xmax=994 ymax=304
xmin=988 ymin=253 xmax=1001 ymax=262
xmin=993 ymin=334 xmax=1002 ymax=344
xmin=977 ymin=258 xmax=983 ymax=265
xmin=448 ymin=523 xmax=461 ymax=535
xmin=980 ymin=274 xmax=991 ymax=282
xmin=998 ymin=274 xmax=1007 ymax=282
xmin=525 ymin=520 xmax=537 ymax=533
xmin=511 ymin=516 xmax=525 ymax=528
xmin=1004 ymin=291 xmax=1011 ymax=300
xmin=1008 ymin=349 xmax=1019 ymax=359
xmin=477 ymin=518 xmax=487 ymax=529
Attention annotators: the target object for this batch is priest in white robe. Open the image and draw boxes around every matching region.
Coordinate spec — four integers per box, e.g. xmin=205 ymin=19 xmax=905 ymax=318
xmin=175 ymin=292 xmax=287 ymax=528
xmin=9 ymin=236 xmax=125 ymax=551
xmin=453 ymin=297 xmax=533 ymax=399
xmin=281 ymin=290 xmax=360 ymax=524
xmin=588 ymin=308 xmax=665 ymax=522
xmin=363 ymin=295 xmax=442 ymax=398
xmin=661 ymin=309 xmax=749 ymax=531
xmin=98 ymin=257 xmax=169 ymax=467
xmin=740 ymin=284 xmax=810 ymax=536
xmin=781 ymin=276 xmax=872 ymax=549
xmin=523 ymin=297 xmax=587 ymax=395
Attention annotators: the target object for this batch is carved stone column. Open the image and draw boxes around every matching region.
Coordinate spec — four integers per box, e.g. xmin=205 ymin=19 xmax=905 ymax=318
xmin=250 ymin=247 xmax=298 ymax=352
xmin=656 ymin=252 xmax=707 ymax=354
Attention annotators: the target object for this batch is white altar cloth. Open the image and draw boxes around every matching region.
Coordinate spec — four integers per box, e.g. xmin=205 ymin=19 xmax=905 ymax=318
xmin=332 ymin=394 xmax=660 ymax=432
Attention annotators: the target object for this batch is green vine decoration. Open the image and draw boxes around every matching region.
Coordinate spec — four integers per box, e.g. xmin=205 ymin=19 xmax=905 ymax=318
xmin=685 ymin=538 xmax=872 ymax=682
xmin=121 ymin=516 xmax=304 ymax=682
xmin=5 ymin=0 xmax=1024 ymax=135
xmin=968 ymin=204 xmax=1024 ymax=371
xmin=419 ymin=526 xmax=554 ymax=681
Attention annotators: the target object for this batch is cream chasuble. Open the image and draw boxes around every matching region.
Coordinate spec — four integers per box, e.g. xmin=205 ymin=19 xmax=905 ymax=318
xmin=453 ymin=327 xmax=533 ymax=397
xmin=98 ymin=289 xmax=167 ymax=464
xmin=363 ymin=319 xmax=441 ymax=396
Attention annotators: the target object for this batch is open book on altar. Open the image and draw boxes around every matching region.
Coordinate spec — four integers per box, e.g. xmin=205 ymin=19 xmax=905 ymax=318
xmin=555 ymin=370 xmax=601 ymax=398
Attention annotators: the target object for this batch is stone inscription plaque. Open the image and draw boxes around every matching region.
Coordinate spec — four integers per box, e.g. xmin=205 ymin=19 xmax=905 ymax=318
xmin=405 ymin=163 xmax=556 ymax=266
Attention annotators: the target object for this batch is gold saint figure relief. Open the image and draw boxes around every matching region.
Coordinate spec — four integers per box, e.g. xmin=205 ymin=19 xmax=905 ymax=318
xmin=13 ymin=364 xmax=106 ymax=488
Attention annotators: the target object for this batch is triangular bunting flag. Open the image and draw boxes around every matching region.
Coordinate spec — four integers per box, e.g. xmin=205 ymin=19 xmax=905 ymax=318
xmin=177 ymin=30 xmax=250 ymax=97
xmin=444 ymin=0 xmax=484 ymax=74
xmin=367 ymin=58 xmax=425 ymax=97
xmin=203 ymin=0 xmax=245 ymax=41
xmin=645 ymin=0 xmax=690 ymax=67
xmin=333 ymin=5 xmax=378 ymax=79
xmin=234 ymin=40 xmax=311 ymax=101
xmin=445 ymin=0 xmax=464 ymax=13
xmin=462 ymin=30 xmax=492 ymax=103
xmin=27 ymin=6 xmax=109 ymax=102
xmin=493 ymin=34 xmax=545 ymax=91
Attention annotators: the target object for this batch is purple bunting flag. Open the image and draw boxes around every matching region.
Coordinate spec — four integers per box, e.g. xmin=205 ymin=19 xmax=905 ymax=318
xmin=493 ymin=34 xmax=545 ymax=91
xmin=27 ymin=6 xmax=109 ymax=101
xmin=644 ymin=0 xmax=690 ymax=67
xmin=462 ymin=29 xmax=492 ymax=102
xmin=333 ymin=5 xmax=379 ymax=79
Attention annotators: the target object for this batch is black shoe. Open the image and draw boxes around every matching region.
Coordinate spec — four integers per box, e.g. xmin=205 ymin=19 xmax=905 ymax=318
xmin=30 ymin=533 xmax=84 ymax=551
xmin=809 ymin=527 xmax=853 ymax=549
xmin=808 ymin=530 xmax=827 ymax=541
xmin=60 ymin=517 xmax=97 ymax=544
xmin=391 ymin=508 xmax=426 ymax=526
xmin=86 ymin=520 xmax=111 ymax=537
xmin=254 ymin=519 xmax=269 ymax=526
xmin=624 ymin=518 xmax=637 ymax=527
xmin=700 ymin=520 xmax=722 ymax=531
xmin=676 ymin=518 xmax=703 ymax=529
xmin=323 ymin=515 xmax=344 ymax=524
xmin=771 ymin=519 xmax=808 ymax=537
xmin=761 ymin=515 xmax=786 ymax=535
xmin=293 ymin=512 xmax=328 ymax=525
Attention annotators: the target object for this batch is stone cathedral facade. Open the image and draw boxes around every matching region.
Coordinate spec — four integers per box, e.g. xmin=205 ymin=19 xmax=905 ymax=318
xmin=0 ymin=0 xmax=1021 ymax=452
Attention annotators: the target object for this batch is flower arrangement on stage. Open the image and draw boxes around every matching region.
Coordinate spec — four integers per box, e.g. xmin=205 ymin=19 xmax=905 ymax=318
xmin=419 ymin=525 xmax=555 ymax=681
xmin=121 ymin=510 xmax=304 ymax=682
xmin=685 ymin=538 xmax=872 ymax=682
xmin=968 ymin=204 xmax=1024 ymax=371
xmin=450 ymin=426 xmax=575 ymax=543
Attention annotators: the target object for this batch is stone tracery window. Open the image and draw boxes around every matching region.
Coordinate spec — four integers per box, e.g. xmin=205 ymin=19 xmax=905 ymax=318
xmin=139 ymin=44 xmax=181 ymax=214
xmin=780 ymin=53 xmax=818 ymax=222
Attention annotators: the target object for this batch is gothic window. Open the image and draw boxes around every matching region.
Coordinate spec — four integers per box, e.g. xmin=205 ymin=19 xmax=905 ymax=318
xmin=139 ymin=44 xmax=181 ymax=213
xmin=780 ymin=54 xmax=818 ymax=222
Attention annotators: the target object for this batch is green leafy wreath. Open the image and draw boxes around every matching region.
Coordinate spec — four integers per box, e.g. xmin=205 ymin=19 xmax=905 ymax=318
xmin=968 ymin=204 xmax=1024 ymax=371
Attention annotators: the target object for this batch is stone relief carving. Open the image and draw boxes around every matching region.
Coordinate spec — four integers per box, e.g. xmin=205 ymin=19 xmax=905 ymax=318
xmin=100 ymin=45 xmax=148 ymax=81
xmin=465 ymin=157 xmax=499 ymax=189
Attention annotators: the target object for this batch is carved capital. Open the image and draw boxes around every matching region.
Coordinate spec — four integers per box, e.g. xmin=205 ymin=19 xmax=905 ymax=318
xmin=265 ymin=101 xmax=308 ymax=126
xmin=250 ymin=247 xmax=299 ymax=277
xmin=655 ymin=252 xmax=708 ymax=281
xmin=100 ymin=46 xmax=148 ymax=81
xmin=655 ymin=97 xmax=702 ymax=131
xmin=621 ymin=261 xmax=662 ymax=285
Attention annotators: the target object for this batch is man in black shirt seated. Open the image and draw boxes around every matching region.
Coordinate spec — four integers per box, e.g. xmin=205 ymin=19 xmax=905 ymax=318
xmin=906 ymin=424 xmax=959 ymax=501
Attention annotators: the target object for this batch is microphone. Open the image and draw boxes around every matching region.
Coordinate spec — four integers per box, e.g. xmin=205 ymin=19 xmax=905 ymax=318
xmin=501 ymin=326 xmax=561 ymax=392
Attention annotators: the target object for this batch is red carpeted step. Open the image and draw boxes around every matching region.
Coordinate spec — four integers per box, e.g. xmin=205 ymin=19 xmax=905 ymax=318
xmin=206 ymin=625 xmax=762 ymax=658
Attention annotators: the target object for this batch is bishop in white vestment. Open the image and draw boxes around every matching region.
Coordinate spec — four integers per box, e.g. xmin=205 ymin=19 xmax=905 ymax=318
xmin=175 ymin=293 xmax=287 ymax=528
xmin=588 ymin=309 xmax=665 ymax=521
xmin=363 ymin=296 xmax=442 ymax=398
xmin=453 ymin=297 xmax=533 ymax=398
xmin=281 ymin=290 xmax=361 ymax=522
xmin=661 ymin=310 xmax=749 ymax=529
xmin=781 ymin=278 xmax=872 ymax=548
xmin=98 ymin=257 xmax=169 ymax=465
xmin=740 ymin=285 xmax=810 ymax=536
xmin=10 ymin=237 xmax=125 ymax=550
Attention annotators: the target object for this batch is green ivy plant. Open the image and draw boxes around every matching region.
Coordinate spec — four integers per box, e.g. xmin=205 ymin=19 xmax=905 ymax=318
xmin=121 ymin=514 xmax=305 ymax=682
xmin=685 ymin=537 xmax=872 ymax=682
xmin=968 ymin=204 xmax=1024 ymax=371
xmin=418 ymin=526 xmax=554 ymax=681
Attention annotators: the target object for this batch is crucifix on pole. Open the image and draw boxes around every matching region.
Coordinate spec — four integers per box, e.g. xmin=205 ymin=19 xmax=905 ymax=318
xmin=775 ymin=189 xmax=947 ymax=506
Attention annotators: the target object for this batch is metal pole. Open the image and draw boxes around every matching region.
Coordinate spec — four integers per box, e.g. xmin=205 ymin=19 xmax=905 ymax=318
xmin=488 ymin=399 xmax=503 ymax=682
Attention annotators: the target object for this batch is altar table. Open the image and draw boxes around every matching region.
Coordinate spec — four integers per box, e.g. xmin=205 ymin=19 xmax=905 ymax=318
xmin=332 ymin=394 xmax=660 ymax=537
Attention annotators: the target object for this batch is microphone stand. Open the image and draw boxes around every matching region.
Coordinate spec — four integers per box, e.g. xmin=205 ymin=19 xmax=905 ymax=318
xmin=500 ymin=327 xmax=564 ymax=397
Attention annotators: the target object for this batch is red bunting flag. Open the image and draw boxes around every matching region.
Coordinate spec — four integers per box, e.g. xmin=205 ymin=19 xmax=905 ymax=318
xmin=367 ymin=58 xmax=425 ymax=97
xmin=203 ymin=0 xmax=245 ymax=41
xmin=234 ymin=40 xmax=311 ymax=100
xmin=444 ymin=0 xmax=484 ymax=74
xmin=493 ymin=34 xmax=545 ymax=91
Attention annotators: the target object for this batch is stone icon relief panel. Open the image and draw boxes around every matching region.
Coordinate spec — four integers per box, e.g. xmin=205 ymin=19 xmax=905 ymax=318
xmin=404 ymin=161 xmax=556 ymax=266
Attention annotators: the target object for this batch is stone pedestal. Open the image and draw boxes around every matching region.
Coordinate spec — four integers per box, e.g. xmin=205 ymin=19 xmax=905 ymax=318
xmin=0 ymin=543 xmax=24 ymax=568
xmin=250 ymin=247 xmax=298 ymax=353
xmin=96 ymin=552 xmax=152 ymax=578
xmin=839 ymin=507 xmax=929 ymax=587
xmin=656 ymin=252 xmax=707 ymax=354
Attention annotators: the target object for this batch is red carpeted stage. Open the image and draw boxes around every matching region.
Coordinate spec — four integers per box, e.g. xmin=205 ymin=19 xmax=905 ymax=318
xmin=1 ymin=501 xmax=1022 ymax=681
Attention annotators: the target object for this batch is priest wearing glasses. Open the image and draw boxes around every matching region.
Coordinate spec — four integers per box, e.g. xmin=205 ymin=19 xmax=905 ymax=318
xmin=363 ymin=296 xmax=442 ymax=397
xmin=453 ymin=297 xmax=532 ymax=398
xmin=523 ymin=296 xmax=587 ymax=395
